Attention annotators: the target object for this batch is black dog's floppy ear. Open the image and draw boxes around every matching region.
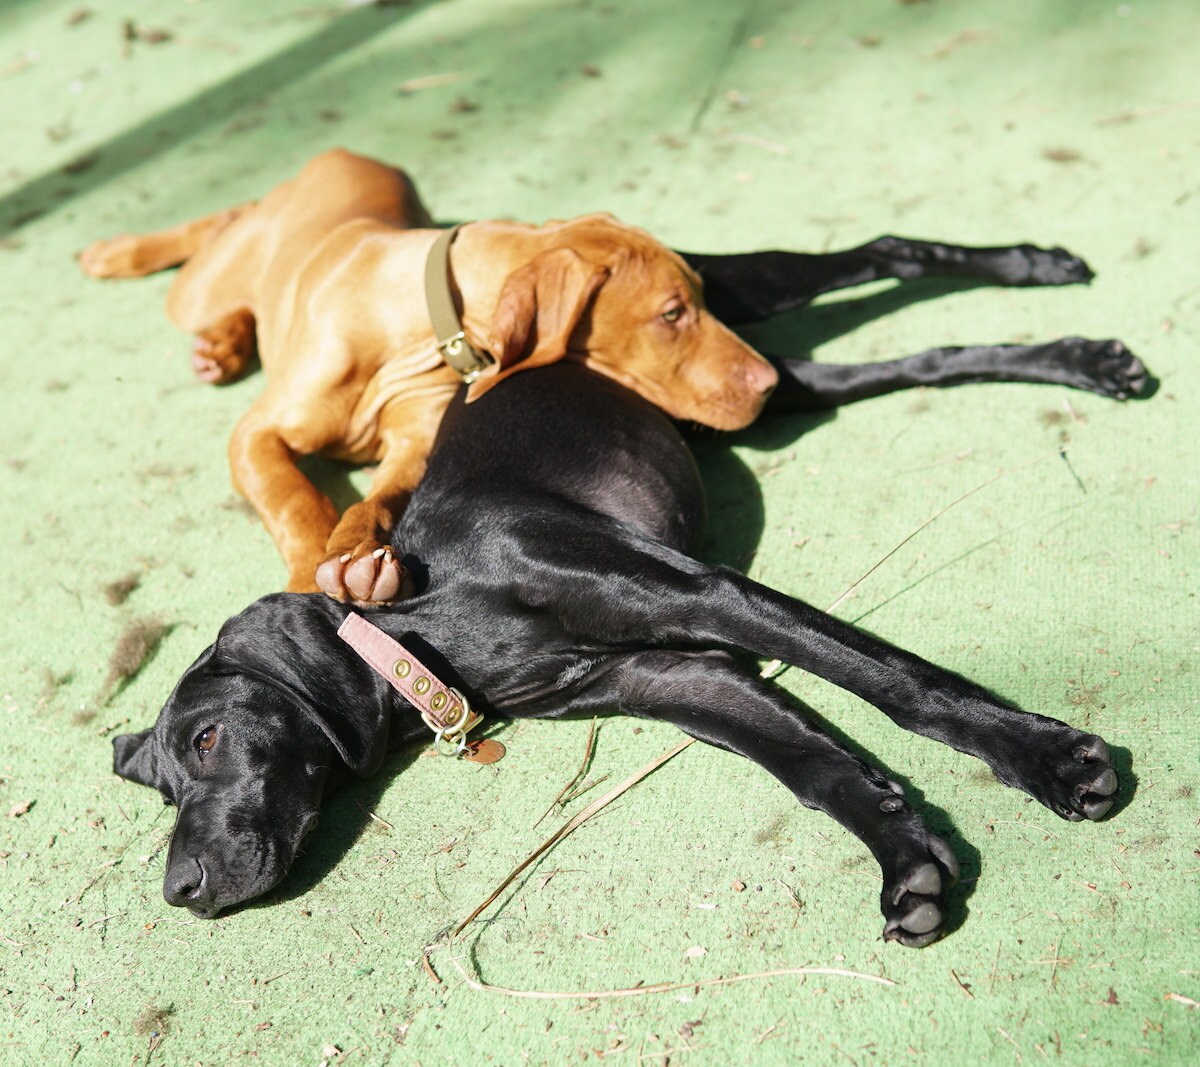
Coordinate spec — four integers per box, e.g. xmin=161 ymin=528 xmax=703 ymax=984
xmin=112 ymin=729 xmax=163 ymax=790
xmin=215 ymin=597 xmax=391 ymax=778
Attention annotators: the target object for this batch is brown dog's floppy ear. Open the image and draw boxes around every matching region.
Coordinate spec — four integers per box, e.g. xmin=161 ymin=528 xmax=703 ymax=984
xmin=468 ymin=248 xmax=610 ymax=401
xmin=113 ymin=729 xmax=164 ymax=791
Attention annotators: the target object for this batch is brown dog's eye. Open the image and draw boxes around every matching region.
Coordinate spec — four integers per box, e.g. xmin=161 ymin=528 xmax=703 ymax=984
xmin=195 ymin=725 xmax=220 ymax=757
xmin=661 ymin=305 xmax=685 ymax=324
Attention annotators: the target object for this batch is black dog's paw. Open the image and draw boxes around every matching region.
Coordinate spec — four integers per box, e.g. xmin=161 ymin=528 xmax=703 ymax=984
xmin=1004 ymin=730 xmax=1119 ymax=822
xmin=1019 ymin=244 xmax=1094 ymax=286
xmin=1049 ymin=733 xmax=1119 ymax=822
xmin=881 ymin=832 xmax=959 ymax=948
xmin=1057 ymin=337 xmax=1150 ymax=399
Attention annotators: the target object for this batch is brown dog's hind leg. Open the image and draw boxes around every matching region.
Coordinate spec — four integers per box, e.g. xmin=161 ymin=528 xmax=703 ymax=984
xmin=192 ymin=308 xmax=258 ymax=384
xmin=78 ymin=204 xmax=255 ymax=278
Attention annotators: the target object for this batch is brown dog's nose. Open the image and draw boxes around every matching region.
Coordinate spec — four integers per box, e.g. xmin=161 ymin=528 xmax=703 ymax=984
xmin=750 ymin=356 xmax=779 ymax=398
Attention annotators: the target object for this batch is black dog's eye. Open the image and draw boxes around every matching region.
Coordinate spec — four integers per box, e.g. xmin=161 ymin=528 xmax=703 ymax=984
xmin=661 ymin=304 xmax=685 ymax=324
xmin=194 ymin=725 xmax=220 ymax=757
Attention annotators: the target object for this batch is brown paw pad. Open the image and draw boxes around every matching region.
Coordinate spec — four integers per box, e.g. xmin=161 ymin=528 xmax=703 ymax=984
xmin=316 ymin=544 xmax=412 ymax=605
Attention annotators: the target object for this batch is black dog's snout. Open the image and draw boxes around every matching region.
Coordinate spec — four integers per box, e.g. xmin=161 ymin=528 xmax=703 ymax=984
xmin=164 ymin=857 xmax=217 ymax=917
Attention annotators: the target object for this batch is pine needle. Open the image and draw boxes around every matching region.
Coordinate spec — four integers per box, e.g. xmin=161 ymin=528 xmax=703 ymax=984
xmin=532 ymin=718 xmax=597 ymax=828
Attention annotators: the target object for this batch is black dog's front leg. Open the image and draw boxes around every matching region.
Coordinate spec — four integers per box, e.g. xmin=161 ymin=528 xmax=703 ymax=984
xmin=597 ymin=648 xmax=959 ymax=946
xmin=662 ymin=566 xmax=1120 ymax=823
xmin=681 ymin=237 xmax=1093 ymax=325
xmin=540 ymin=535 xmax=1119 ymax=825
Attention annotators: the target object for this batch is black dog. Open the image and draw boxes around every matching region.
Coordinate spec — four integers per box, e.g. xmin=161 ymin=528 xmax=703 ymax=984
xmin=113 ymin=238 xmax=1139 ymax=946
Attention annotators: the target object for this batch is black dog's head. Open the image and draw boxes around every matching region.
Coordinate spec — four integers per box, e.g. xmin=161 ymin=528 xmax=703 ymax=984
xmin=112 ymin=595 xmax=393 ymax=918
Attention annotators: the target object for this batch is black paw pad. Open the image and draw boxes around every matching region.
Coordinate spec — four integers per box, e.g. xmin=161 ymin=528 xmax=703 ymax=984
xmin=892 ymin=862 xmax=942 ymax=903
xmin=882 ymin=842 xmax=956 ymax=948
xmin=883 ymin=902 xmax=944 ymax=947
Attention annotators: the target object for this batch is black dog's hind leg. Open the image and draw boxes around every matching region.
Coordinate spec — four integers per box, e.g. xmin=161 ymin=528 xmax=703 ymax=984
xmin=582 ymin=648 xmax=959 ymax=946
xmin=766 ymin=337 xmax=1149 ymax=411
xmin=681 ymin=237 xmax=1093 ymax=325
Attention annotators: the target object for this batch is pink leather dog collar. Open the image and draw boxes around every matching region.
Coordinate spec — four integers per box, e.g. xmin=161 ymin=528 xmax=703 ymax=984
xmin=337 ymin=611 xmax=502 ymax=761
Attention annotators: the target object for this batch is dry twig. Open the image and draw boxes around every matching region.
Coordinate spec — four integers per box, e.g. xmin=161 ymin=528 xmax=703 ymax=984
xmin=761 ymin=451 xmax=1056 ymax=679
xmin=450 ymin=955 xmax=894 ymax=1000
xmin=454 ymin=738 xmax=694 ymax=936
xmin=533 ymin=718 xmax=598 ymax=828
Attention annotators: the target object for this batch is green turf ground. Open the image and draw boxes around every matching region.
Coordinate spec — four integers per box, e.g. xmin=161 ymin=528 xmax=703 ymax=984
xmin=1 ymin=1 xmax=1196 ymax=1063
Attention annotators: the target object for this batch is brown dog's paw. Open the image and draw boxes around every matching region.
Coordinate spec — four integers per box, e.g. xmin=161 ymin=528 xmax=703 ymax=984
xmin=78 ymin=235 xmax=152 ymax=278
xmin=191 ymin=310 xmax=257 ymax=384
xmin=316 ymin=542 xmax=412 ymax=605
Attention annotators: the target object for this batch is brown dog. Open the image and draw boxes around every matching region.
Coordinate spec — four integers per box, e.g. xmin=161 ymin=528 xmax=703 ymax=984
xmin=80 ymin=149 xmax=777 ymax=602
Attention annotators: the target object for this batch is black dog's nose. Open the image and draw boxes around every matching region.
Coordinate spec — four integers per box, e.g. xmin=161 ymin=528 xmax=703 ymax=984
xmin=163 ymin=857 xmax=218 ymax=917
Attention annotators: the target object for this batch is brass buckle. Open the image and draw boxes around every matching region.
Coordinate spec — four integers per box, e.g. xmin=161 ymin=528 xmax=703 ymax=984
xmin=438 ymin=332 xmax=495 ymax=385
xmin=422 ymin=687 xmax=482 ymax=757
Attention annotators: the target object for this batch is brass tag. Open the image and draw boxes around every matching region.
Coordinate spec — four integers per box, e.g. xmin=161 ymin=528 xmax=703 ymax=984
xmin=462 ymin=738 xmax=506 ymax=764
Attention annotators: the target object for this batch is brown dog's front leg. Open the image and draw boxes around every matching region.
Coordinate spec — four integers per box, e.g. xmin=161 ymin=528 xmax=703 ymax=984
xmin=227 ymin=417 xmax=340 ymax=592
xmin=314 ymin=491 xmax=414 ymax=604
xmin=313 ymin=414 xmax=444 ymax=604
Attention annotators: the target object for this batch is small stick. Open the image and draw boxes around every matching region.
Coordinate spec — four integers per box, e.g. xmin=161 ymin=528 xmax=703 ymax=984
xmin=355 ymin=803 xmax=393 ymax=831
xmin=950 ymin=968 xmax=975 ymax=999
xmin=1097 ymin=97 xmax=1200 ymax=126
xmin=1058 ymin=449 xmax=1087 ymax=494
xmin=421 ymin=951 xmax=442 ymax=986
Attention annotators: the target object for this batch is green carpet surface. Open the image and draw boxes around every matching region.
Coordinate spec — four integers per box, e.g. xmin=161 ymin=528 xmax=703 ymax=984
xmin=1 ymin=1 xmax=1196 ymax=1063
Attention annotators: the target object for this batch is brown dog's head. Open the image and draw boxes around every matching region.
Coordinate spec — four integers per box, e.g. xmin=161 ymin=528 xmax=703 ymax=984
xmin=469 ymin=215 xmax=778 ymax=430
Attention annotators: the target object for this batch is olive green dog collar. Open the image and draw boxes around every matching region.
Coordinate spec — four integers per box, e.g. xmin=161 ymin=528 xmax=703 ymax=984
xmin=424 ymin=224 xmax=495 ymax=384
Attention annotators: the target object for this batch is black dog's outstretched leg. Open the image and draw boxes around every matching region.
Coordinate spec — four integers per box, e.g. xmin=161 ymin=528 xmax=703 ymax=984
xmin=681 ymin=237 xmax=1093 ymax=324
xmin=766 ymin=337 xmax=1149 ymax=411
xmin=695 ymin=569 xmax=1118 ymax=822
xmin=529 ymin=529 xmax=1120 ymax=826
xmin=599 ymin=649 xmax=959 ymax=947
